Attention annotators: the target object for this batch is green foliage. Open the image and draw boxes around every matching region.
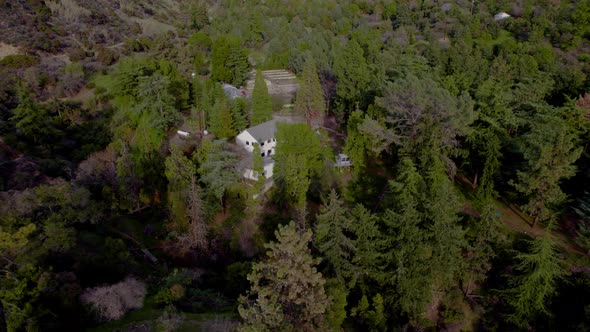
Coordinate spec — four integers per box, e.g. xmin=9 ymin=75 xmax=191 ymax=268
xmin=274 ymin=123 xmax=323 ymax=212
xmin=351 ymin=294 xmax=386 ymax=331
xmin=251 ymin=70 xmax=272 ymax=125
xmin=210 ymin=35 xmax=250 ymax=85
xmin=511 ymin=109 xmax=583 ymax=226
xmin=506 ymin=233 xmax=565 ymax=327
xmin=344 ymin=109 xmax=371 ymax=177
xmin=377 ymin=75 xmax=475 ymax=165
xmin=197 ymin=139 xmax=240 ymax=207
xmin=324 ymin=279 xmax=348 ymax=331
xmin=0 ymin=54 xmax=39 ymax=68
xmin=294 ymin=58 xmax=325 ymax=125
xmin=315 ymin=190 xmax=354 ymax=283
xmin=238 ymin=221 xmax=330 ymax=331
xmin=333 ymin=39 xmax=370 ymax=105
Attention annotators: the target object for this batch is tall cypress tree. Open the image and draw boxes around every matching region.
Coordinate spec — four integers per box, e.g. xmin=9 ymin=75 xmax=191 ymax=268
xmin=251 ymin=70 xmax=272 ymax=125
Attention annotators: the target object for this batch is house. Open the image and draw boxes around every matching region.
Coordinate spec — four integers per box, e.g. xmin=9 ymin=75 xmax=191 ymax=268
xmin=235 ymin=119 xmax=278 ymax=157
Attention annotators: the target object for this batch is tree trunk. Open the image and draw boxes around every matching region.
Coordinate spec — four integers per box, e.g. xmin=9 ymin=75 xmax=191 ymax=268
xmin=0 ymin=300 xmax=7 ymax=332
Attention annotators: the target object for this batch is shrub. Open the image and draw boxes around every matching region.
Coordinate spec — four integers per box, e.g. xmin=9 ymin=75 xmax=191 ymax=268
xmin=81 ymin=277 xmax=147 ymax=321
xmin=0 ymin=54 xmax=40 ymax=68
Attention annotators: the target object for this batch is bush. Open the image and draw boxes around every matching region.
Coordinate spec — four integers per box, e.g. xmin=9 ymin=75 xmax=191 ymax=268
xmin=81 ymin=277 xmax=147 ymax=321
xmin=0 ymin=54 xmax=40 ymax=68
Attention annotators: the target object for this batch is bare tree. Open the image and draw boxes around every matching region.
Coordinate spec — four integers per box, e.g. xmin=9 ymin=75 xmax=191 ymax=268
xmin=81 ymin=277 xmax=146 ymax=321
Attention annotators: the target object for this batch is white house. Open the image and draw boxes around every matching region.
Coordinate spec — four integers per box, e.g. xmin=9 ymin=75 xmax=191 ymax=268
xmin=235 ymin=119 xmax=278 ymax=157
xmin=236 ymin=119 xmax=280 ymax=181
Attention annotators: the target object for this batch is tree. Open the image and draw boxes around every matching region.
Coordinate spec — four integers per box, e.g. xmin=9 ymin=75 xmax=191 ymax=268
xmin=11 ymin=83 xmax=60 ymax=144
xmin=197 ymin=140 xmax=240 ymax=208
xmin=426 ymin=162 xmax=466 ymax=291
xmin=378 ymin=159 xmax=432 ymax=319
xmin=251 ymin=70 xmax=272 ymax=125
xmin=315 ymin=190 xmax=355 ymax=283
xmin=211 ymin=36 xmax=249 ymax=85
xmin=462 ymin=202 xmax=505 ymax=295
xmin=273 ymin=123 xmax=323 ymax=219
xmin=238 ymin=222 xmax=330 ymax=331
xmin=333 ymin=39 xmax=370 ymax=106
xmin=191 ymin=0 xmax=209 ymax=30
xmin=81 ymin=277 xmax=147 ymax=321
xmin=377 ymin=75 xmax=475 ymax=166
xmin=506 ymin=233 xmax=564 ymax=327
xmin=344 ymin=109 xmax=371 ymax=177
xmin=294 ymin=58 xmax=325 ymax=126
xmin=512 ymin=114 xmax=582 ymax=227
xmin=165 ymin=146 xmax=207 ymax=251
xmin=209 ymin=98 xmax=236 ymax=139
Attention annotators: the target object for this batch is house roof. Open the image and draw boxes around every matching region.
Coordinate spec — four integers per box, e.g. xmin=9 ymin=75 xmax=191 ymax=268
xmin=245 ymin=119 xmax=278 ymax=142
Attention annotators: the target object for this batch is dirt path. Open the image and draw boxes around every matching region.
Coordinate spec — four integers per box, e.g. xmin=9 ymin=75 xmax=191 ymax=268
xmin=493 ymin=200 xmax=586 ymax=256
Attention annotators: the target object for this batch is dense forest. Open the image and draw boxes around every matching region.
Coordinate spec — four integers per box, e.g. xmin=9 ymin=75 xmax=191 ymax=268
xmin=1 ymin=0 xmax=590 ymax=331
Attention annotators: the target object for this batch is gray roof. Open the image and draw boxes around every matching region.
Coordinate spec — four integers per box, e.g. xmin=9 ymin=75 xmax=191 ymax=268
xmin=246 ymin=119 xmax=278 ymax=143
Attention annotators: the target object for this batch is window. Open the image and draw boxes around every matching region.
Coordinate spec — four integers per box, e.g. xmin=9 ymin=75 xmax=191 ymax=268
xmin=246 ymin=141 xmax=249 ymax=145
xmin=261 ymin=153 xmax=265 ymax=157
xmin=261 ymin=142 xmax=265 ymax=146
xmin=267 ymin=150 xmax=271 ymax=155
xmin=267 ymin=139 xmax=271 ymax=144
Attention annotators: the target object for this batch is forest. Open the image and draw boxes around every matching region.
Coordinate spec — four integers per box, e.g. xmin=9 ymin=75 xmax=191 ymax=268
xmin=1 ymin=0 xmax=590 ymax=331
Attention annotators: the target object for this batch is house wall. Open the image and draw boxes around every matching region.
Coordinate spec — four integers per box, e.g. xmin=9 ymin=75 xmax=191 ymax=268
xmin=236 ymin=131 xmax=258 ymax=153
xmin=242 ymin=162 xmax=274 ymax=181
xmin=258 ymin=138 xmax=277 ymax=157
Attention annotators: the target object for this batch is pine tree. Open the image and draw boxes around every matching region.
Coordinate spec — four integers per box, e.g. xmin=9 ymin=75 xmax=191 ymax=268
xmin=251 ymin=70 xmax=273 ymax=125
xmin=294 ymin=58 xmax=325 ymax=126
xmin=232 ymin=98 xmax=248 ymax=132
xmin=197 ymin=140 xmax=240 ymax=208
xmin=378 ymin=159 xmax=432 ymax=319
xmin=506 ymin=232 xmax=564 ymax=327
xmin=274 ymin=123 xmax=323 ymax=220
xmin=333 ymin=39 xmax=370 ymax=105
xmin=426 ymin=161 xmax=466 ymax=291
xmin=238 ymin=222 xmax=330 ymax=331
xmin=209 ymin=98 xmax=236 ymax=139
xmin=512 ymin=115 xmax=582 ymax=227
xmin=315 ymin=190 xmax=355 ymax=283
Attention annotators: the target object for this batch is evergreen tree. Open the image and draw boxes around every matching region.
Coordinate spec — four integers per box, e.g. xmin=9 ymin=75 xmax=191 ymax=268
xmin=512 ymin=114 xmax=582 ymax=227
xmin=333 ymin=39 xmax=370 ymax=106
xmin=506 ymin=232 xmax=564 ymax=327
xmin=211 ymin=36 xmax=249 ymax=85
xmin=238 ymin=222 xmax=330 ymax=331
xmin=209 ymin=98 xmax=236 ymax=139
xmin=197 ymin=140 xmax=240 ymax=208
xmin=378 ymin=159 xmax=432 ymax=319
xmin=344 ymin=109 xmax=371 ymax=177
xmin=294 ymin=58 xmax=325 ymax=126
xmin=274 ymin=123 xmax=323 ymax=220
xmin=426 ymin=162 xmax=466 ymax=291
xmin=232 ymin=98 xmax=248 ymax=132
xmin=462 ymin=202 xmax=505 ymax=295
xmin=315 ymin=190 xmax=355 ymax=283
xmin=251 ymin=70 xmax=273 ymax=125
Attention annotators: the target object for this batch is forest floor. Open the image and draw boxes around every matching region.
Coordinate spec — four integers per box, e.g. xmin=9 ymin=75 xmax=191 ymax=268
xmin=493 ymin=199 xmax=587 ymax=257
